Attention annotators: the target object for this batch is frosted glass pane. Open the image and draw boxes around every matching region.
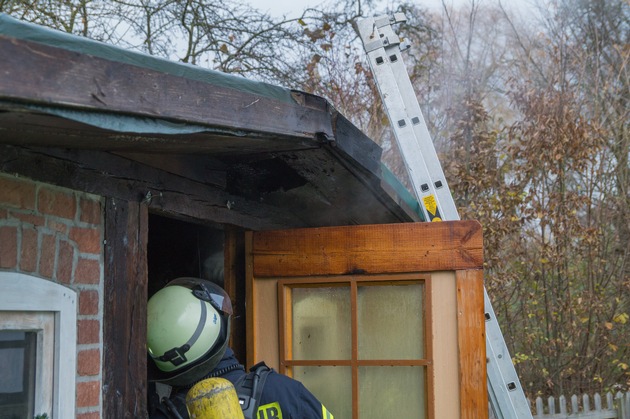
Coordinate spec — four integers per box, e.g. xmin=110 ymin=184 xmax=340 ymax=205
xmin=358 ymin=283 xmax=424 ymax=359
xmin=294 ymin=366 xmax=351 ymax=419
xmin=359 ymin=366 xmax=426 ymax=419
xmin=292 ymin=287 xmax=351 ymax=360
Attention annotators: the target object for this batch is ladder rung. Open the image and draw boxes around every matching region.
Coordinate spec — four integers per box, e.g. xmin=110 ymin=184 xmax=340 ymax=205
xmin=357 ymin=14 xmax=533 ymax=419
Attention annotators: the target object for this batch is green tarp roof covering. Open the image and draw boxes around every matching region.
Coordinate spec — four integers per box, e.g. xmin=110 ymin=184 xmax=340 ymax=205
xmin=0 ymin=13 xmax=424 ymax=220
xmin=0 ymin=13 xmax=293 ymax=104
xmin=0 ymin=12 xmax=276 ymax=135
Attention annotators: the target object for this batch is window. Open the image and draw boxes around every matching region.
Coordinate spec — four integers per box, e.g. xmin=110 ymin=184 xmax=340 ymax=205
xmin=247 ymin=222 xmax=488 ymax=418
xmin=278 ymin=275 xmax=429 ymax=418
xmin=0 ymin=331 xmax=37 ymax=416
xmin=0 ymin=273 xmax=77 ymax=418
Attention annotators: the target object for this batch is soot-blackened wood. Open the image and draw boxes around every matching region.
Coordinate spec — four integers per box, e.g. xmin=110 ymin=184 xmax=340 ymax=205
xmin=103 ymin=199 xmax=148 ymax=418
xmin=112 ymin=152 xmax=228 ymax=188
xmin=224 ymin=228 xmax=247 ymax=363
xmin=332 ymin=112 xmax=382 ymax=176
xmin=272 ymin=147 xmax=415 ymax=225
xmin=0 ymin=145 xmax=305 ymax=230
xmin=252 ymin=221 xmax=483 ymax=277
xmin=0 ymin=109 xmax=320 ymax=154
xmin=0 ymin=36 xmax=333 ymax=141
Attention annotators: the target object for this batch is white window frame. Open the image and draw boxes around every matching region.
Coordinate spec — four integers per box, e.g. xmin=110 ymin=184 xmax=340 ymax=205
xmin=0 ymin=272 xmax=77 ymax=418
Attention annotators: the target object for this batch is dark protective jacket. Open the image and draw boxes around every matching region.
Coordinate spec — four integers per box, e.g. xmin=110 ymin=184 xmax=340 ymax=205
xmin=149 ymin=348 xmax=334 ymax=419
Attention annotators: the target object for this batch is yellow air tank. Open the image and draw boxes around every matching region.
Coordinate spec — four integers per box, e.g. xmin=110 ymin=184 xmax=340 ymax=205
xmin=186 ymin=377 xmax=244 ymax=419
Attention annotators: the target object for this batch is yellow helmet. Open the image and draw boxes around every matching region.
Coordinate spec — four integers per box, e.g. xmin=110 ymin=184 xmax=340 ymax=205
xmin=147 ymin=277 xmax=232 ymax=386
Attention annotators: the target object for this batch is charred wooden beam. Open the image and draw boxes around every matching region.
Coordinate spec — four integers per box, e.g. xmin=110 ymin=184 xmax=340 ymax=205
xmin=103 ymin=198 xmax=148 ymax=418
xmin=0 ymin=107 xmax=321 ymax=154
xmin=0 ymin=144 xmax=306 ymax=230
xmin=0 ymin=35 xmax=333 ymax=142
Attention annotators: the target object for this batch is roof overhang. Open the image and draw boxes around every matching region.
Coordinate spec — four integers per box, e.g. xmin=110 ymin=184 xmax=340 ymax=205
xmin=0 ymin=14 xmax=422 ymax=228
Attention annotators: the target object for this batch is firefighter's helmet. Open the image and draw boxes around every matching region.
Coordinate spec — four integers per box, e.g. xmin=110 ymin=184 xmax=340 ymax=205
xmin=147 ymin=277 xmax=232 ymax=386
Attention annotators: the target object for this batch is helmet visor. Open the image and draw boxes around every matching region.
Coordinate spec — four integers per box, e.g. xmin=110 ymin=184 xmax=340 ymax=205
xmin=169 ymin=277 xmax=233 ymax=316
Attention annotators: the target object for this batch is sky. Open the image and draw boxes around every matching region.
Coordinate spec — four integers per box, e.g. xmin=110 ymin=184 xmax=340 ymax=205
xmin=247 ymin=0 xmax=536 ymax=18
xmin=248 ymin=0 xmax=453 ymax=17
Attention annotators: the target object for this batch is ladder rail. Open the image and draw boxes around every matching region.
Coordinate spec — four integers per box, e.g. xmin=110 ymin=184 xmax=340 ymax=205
xmin=358 ymin=15 xmax=458 ymax=222
xmin=357 ymin=14 xmax=533 ymax=419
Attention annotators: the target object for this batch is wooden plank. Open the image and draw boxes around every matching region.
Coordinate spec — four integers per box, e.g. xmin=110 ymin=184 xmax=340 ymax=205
xmin=350 ymin=281 xmax=359 ymax=419
xmin=252 ymin=221 xmax=483 ymax=277
xmin=425 ymin=275 xmax=436 ymax=419
xmin=0 ymin=110 xmax=320 ymax=154
xmin=456 ymin=269 xmax=488 ymax=419
xmin=277 ymin=281 xmax=289 ymax=373
xmin=112 ymin=152 xmax=227 ymax=188
xmin=0 ymin=36 xmax=333 ymax=140
xmin=332 ymin=113 xmax=382 ymax=176
xmin=245 ymin=231 xmax=256 ymax=369
xmin=275 ymin=148 xmax=416 ymax=225
xmin=224 ymin=227 xmax=247 ymax=363
xmin=103 ymin=199 xmax=148 ymax=418
xmin=0 ymin=144 xmax=306 ymax=230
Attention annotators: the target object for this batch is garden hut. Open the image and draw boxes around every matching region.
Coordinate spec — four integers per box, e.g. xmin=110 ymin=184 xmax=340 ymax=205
xmin=0 ymin=14 xmax=487 ymax=418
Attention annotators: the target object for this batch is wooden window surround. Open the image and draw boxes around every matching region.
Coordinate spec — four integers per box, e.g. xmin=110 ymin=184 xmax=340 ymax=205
xmin=247 ymin=221 xmax=488 ymax=419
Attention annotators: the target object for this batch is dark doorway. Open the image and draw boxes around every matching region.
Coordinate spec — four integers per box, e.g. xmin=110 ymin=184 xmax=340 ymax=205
xmin=146 ymin=213 xmax=246 ymax=367
xmin=147 ymin=214 xmax=224 ymax=298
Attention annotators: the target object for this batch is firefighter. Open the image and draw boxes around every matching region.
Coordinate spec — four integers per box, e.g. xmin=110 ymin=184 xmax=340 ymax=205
xmin=147 ymin=277 xmax=334 ymax=419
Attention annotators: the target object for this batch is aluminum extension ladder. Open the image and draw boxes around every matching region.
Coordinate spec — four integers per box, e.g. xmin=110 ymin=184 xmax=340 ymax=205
xmin=357 ymin=13 xmax=533 ymax=419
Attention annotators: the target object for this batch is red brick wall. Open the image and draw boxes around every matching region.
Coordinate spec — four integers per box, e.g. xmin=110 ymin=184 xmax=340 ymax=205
xmin=0 ymin=173 xmax=104 ymax=418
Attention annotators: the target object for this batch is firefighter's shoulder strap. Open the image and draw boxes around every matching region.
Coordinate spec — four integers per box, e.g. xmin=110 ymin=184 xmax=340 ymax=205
xmin=234 ymin=361 xmax=272 ymax=419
